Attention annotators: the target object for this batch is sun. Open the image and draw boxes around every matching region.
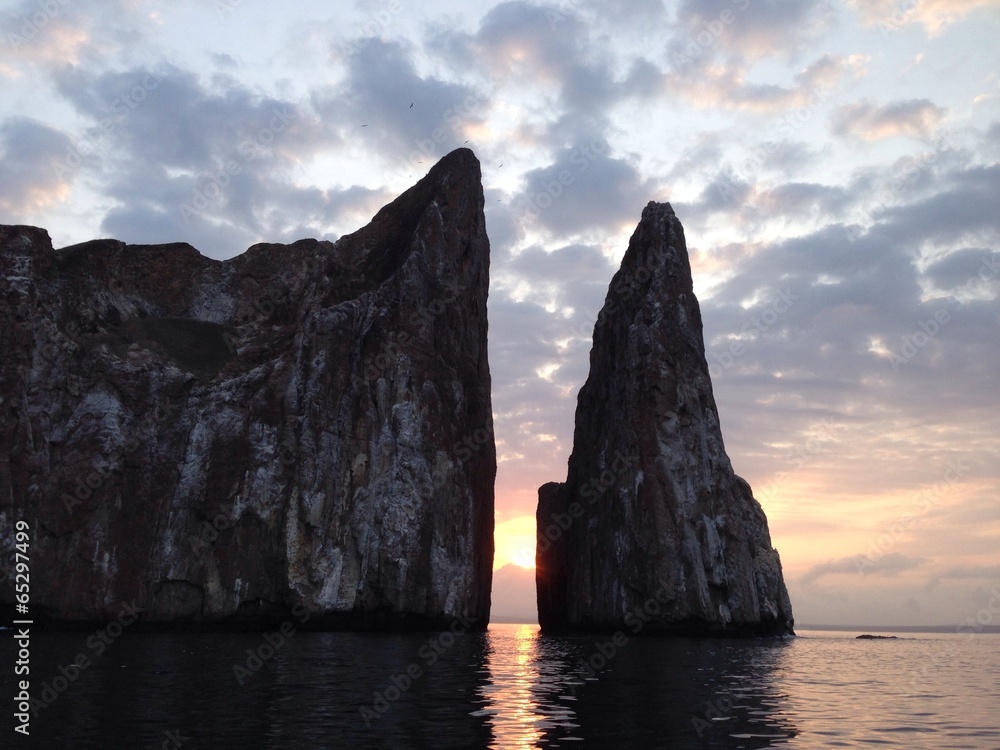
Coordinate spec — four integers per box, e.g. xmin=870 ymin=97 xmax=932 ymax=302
xmin=511 ymin=547 xmax=535 ymax=569
xmin=494 ymin=514 xmax=538 ymax=570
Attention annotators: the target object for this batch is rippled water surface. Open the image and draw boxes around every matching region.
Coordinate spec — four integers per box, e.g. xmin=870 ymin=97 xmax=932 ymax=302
xmin=2 ymin=625 xmax=998 ymax=748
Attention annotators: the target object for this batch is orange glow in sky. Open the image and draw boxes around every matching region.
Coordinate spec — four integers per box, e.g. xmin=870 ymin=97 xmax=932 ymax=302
xmin=494 ymin=515 xmax=536 ymax=570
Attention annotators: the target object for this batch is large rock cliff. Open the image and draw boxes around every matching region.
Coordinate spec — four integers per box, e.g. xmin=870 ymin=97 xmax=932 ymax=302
xmin=0 ymin=147 xmax=495 ymax=629
xmin=536 ymin=202 xmax=793 ymax=636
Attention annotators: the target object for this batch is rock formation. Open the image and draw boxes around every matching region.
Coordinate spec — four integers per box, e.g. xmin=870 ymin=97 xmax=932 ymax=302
xmin=536 ymin=202 xmax=793 ymax=636
xmin=0 ymin=148 xmax=495 ymax=630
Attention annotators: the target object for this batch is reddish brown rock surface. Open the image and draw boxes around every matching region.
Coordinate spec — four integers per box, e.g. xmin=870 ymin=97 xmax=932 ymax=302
xmin=0 ymin=148 xmax=495 ymax=629
xmin=536 ymin=202 xmax=793 ymax=636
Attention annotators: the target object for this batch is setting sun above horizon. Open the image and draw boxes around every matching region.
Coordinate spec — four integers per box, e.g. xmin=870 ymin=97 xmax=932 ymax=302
xmin=494 ymin=515 xmax=537 ymax=570
xmin=510 ymin=548 xmax=535 ymax=570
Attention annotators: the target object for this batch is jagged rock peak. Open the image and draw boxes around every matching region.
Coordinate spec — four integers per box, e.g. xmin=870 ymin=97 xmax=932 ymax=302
xmin=536 ymin=200 xmax=793 ymax=637
xmin=0 ymin=148 xmax=495 ymax=630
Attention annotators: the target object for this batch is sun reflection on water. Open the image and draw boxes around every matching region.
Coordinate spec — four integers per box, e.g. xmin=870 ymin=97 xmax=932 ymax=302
xmin=474 ymin=624 xmax=582 ymax=748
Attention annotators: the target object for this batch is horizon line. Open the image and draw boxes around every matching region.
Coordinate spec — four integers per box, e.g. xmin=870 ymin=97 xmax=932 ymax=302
xmin=487 ymin=619 xmax=1000 ymax=634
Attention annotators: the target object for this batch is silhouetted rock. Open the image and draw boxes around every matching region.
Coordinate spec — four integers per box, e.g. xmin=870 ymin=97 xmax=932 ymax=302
xmin=0 ymin=148 xmax=495 ymax=630
xmin=536 ymin=202 xmax=793 ymax=637
xmin=856 ymin=634 xmax=898 ymax=639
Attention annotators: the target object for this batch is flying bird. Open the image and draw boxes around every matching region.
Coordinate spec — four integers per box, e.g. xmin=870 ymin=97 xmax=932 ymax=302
xmin=409 ymin=102 xmax=413 ymax=108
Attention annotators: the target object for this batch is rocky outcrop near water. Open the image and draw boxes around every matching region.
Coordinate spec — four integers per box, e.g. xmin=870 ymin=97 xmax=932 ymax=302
xmin=0 ymin=147 xmax=495 ymax=630
xmin=536 ymin=201 xmax=793 ymax=637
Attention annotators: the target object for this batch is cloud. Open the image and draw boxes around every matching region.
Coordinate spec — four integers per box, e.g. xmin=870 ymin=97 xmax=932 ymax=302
xmin=210 ymin=53 xmax=239 ymax=70
xmin=578 ymin=0 xmax=667 ymax=27
xmin=832 ymin=99 xmax=947 ymax=141
xmin=933 ymin=565 xmax=1000 ymax=580
xmin=316 ymin=38 xmax=485 ymax=167
xmin=433 ymin=0 xmax=666 ymax=157
xmin=496 ymin=242 xmax=614 ymax=360
xmin=513 ymin=144 xmax=655 ymax=235
xmin=0 ymin=117 xmax=73 ymax=214
xmin=42 ymin=62 xmax=392 ymax=256
xmin=0 ymin=0 xmax=155 ymax=73
xmin=487 ymin=293 xmax=590 ymax=424
xmin=755 ymin=182 xmax=852 ymax=219
xmin=844 ymin=0 xmax=1000 ymax=36
xmin=662 ymin=48 xmax=854 ymax=117
xmin=0 ymin=2 xmax=91 ymax=70
xmin=464 ymin=1 xmax=593 ymax=85
xmin=504 ymin=242 xmax=615 ymax=287
xmin=924 ymin=564 xmax=1000 ymax=592
xmin=671 ymin=0 xmax=833 ymax=63
xmin=796 ymin=53 xmax=869 ymax=89
xmin=925 ymin=247 xmax=997 ymax=291
xmin=665 ymin=62 xmax=834 ymax=114
xmin=801 ymin=553 xmax=926 ymax=585
xmin=874 ymin=163 xmax=1000 ymax=245
xmin=53 ymin=63 xmax=325 ymax=172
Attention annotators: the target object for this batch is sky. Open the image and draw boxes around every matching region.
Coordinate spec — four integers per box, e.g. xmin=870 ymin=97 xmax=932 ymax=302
xmin=2 ymin=0 xmax=999 ymax=626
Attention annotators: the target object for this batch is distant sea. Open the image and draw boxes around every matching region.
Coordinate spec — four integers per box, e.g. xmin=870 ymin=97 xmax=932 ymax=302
xmin=2 ymin=623 xmax=998 ymax=748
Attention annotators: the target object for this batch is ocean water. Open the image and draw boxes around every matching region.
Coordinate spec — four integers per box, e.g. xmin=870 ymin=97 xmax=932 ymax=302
xmin=2 ymin=624 xmax=998 ymax=749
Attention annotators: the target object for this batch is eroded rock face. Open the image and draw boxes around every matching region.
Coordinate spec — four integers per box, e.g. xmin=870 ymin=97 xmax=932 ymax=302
xmin=0 ymin=148 xmax=495 ymax=629
xmin=536 ymin=202 xmax=793 ymax=636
